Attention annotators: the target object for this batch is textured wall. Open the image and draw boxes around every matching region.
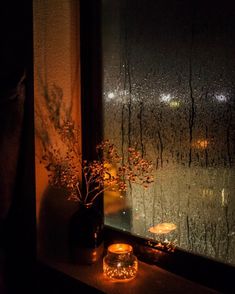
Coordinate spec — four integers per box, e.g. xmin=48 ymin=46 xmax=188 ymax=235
xmin=33 ymin=0 xmax=81 ymax=259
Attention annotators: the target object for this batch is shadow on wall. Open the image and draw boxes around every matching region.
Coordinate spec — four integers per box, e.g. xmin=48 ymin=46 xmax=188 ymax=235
xmin=38 ymin=186 xmax=78 ymax=262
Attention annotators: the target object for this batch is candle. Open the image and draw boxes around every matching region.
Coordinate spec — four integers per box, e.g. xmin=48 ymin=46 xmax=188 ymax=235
xmin=148 ymin=222 xmax=177 ymax=234
xmin=103 ymin=243 xmax=138 ymax=281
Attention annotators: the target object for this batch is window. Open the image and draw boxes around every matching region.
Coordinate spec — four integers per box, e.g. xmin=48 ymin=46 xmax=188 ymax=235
xmin=102 ymin=0 xmax=235 ymax=267
xmin=33 ymin=1 xmax=235 ymax=292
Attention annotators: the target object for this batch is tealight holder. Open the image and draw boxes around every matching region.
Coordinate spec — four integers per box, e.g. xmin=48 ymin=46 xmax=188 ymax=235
xmin=103 ymin=243 xmax=138 ymax=281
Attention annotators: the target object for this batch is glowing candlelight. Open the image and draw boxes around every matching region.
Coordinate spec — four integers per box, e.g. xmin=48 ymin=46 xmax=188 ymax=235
xmin=148 ymin=222 xmax=177 ymax=234
xmin=103 ymin=243 xmax=138 ymax=281
xmin=194 ymin=139 xmax=209 ymax=149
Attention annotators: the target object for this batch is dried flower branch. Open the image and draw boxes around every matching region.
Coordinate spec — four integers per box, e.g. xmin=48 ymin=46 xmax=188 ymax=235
xmin=41 ymin=126 xmax=154 ymax=204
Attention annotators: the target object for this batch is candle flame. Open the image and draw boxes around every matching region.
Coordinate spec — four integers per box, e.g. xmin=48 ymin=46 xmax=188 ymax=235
xmin=108 ymin=243 xmax=132 ymax=254
xmin=148 ymin=223 xmax=177 ymax=234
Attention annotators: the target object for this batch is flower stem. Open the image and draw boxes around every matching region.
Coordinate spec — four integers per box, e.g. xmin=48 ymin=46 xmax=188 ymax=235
xmin=89 ymin=184 xmax=117 ymax=204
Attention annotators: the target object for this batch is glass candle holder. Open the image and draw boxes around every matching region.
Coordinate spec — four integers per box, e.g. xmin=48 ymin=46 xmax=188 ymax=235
xmin=103 ymin=243 xmax=138 ymax=281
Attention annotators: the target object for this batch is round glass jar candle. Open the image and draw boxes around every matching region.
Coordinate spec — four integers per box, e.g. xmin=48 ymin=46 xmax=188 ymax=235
xmin=103 ymin=243 xmax=138 ymax=281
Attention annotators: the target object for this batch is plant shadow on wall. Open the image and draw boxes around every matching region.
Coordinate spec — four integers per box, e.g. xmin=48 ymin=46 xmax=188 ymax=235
xmin=36 ymin=79 xmax=155 ymax=263
xmin=35 ymin=78 xmax=80 ymax=261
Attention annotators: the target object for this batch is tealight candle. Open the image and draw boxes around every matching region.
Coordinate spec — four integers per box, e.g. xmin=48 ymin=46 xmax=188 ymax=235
xmin=103 ymin=243 xmax=138 ymax=281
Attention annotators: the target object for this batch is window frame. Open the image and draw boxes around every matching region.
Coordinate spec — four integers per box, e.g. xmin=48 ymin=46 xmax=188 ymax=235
xmin=79 ymin=1 xmax=235 ymax=293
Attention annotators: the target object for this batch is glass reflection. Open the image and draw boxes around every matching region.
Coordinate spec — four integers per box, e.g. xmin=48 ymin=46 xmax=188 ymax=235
xmin=102 ymin=0 xmax=235 ymax=266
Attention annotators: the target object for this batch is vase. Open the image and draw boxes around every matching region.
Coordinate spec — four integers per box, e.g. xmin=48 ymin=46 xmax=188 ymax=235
xmin=69 ymin=201 xmax=104 ymax=264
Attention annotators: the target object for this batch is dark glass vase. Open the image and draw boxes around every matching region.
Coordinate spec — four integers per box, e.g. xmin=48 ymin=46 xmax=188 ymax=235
xmin=69 ymin=201 xmax=104 ymax=264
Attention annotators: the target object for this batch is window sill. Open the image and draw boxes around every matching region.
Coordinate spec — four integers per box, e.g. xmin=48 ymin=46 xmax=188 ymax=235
xmin=38 ymin=256 xmax=217 ymax=294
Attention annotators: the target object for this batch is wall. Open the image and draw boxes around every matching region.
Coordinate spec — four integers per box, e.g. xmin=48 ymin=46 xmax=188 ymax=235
xmin=33 ymin=0 xmax=81 ymax=259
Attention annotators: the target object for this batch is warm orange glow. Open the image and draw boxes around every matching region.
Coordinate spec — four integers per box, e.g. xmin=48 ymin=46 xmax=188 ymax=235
xmin=108 ymin=243 xmax=133 ymax=254
xmin=148 ymin=222 xmax=177 ymax=234
xmin=104 ymin=162 xmax=127 ymax=215
xmin=103 ymin=243 xmax=138 ymax=281
xmin=194 ymin=139 xmax=209 ymax=149
xmin=104 ymin=198 xmax=126 ymax=215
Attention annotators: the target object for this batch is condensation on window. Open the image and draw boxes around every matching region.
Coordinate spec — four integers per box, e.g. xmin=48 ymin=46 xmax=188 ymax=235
xmin=102 ymin=0 xmax=235 ymax=266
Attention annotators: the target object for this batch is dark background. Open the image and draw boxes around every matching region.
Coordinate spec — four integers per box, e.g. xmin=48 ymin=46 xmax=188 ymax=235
xmin=0 ymin=1 xmax=35 ymax=293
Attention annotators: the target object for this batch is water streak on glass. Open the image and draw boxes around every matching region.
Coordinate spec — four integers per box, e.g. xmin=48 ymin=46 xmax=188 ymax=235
xmin=102 ymin=0 xmax=235 ymax=266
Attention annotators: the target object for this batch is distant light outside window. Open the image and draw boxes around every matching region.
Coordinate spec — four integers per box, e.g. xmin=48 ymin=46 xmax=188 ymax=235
xmin=102 ymin=0 xmax=235 ymax=266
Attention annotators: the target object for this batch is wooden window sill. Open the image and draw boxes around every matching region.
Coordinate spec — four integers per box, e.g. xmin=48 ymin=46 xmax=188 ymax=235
xmin=38 ymin=256 xmax=218 ymax=294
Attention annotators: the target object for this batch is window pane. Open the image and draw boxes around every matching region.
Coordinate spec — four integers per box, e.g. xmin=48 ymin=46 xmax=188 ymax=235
xmin=102 ymin=0 xmax=235 ymax=266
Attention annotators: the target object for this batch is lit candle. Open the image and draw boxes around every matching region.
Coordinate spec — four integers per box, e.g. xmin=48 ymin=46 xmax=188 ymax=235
xmin=103 ymin=243 xmax=138 ymax=281
xmin=148 ymin=222 xmax=177 ymax=234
